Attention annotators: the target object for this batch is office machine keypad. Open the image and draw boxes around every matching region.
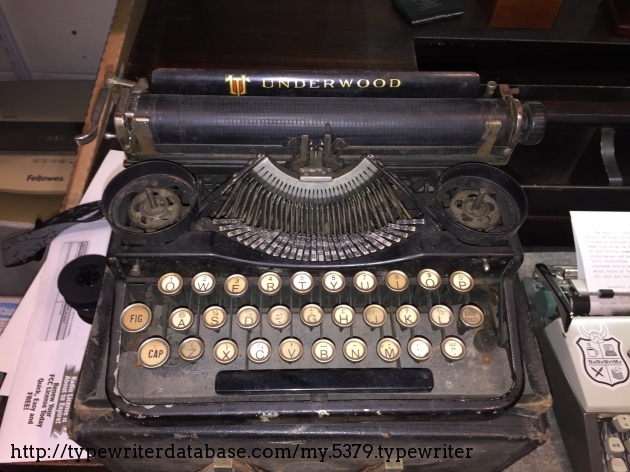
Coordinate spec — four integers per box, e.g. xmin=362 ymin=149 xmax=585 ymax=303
xmin=600 ymin=415 xmax=630 ymax=472
xmin=116 ymin=266 xmax=513 ymax=403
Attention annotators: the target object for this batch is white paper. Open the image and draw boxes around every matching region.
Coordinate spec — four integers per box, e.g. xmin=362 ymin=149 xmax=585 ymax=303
xmin=571 ymin=211 xmax=630 ymax=292
xmin=0 ymin=150 xmax=124 ymax=463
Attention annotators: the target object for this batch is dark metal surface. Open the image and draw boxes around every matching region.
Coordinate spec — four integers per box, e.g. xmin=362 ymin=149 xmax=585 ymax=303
xmin=150 ymin=69 xmax=480 ymax=98
xmin=0 ymin=201 xmax=103 ymax=267
xmin=137 ymin=95 xmax=510 ymax=148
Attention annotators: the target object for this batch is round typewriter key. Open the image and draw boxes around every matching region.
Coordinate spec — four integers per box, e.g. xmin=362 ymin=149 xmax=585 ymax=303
xmin=300 ymin=303 xmax=324 ymax=327
xmin=158 ymin=272 xmax=183 ymax=296
xmin=450 ymin=270 xmax=474 ymax=294
xmin=312 ymin=338 xmax=336 ymax=364
xmin=191 ymin=272 xmax=216 ymax=295
xmin=224 ymin=274 xmax=248 ymax=298
xmin=247 ymin=338 xmax=272 ymax=364
xmin=120 ymin=303 xmax=152 ymax=333
xmin=343 ymin=337 xmax=367 ymax=363
xmin=236 ymin=306 xmax=260 ymax=330
xmin=441 ymin=336 xmax=466 ymax=361
xmin=385 ymin=270 xmax=409 ymax=292
xmin=332 ymin=304 xmax=355 ymax=328
xmin=179 ymin=337 xmax=205 ymax=362
xmin=268 ymin=305 xmax=292 ymax=329
xmin=202 ymin=306 xmax=227 ymax=330
xmin=169 ymin=307 xmax=194 ymax=331
xmin=213 ymin=339 xmax=238 ymax=364
xmin=258 ymin=272 xmax=282 ymax=296
xmin=377 ymin=337 xmax=401 ymax=362
xmin=459 ymin=304 xmax=485 ymax=328
xmin=291 ymin=271 xmax=314 ymax=294
xmin=396 ymin=305 xmax=420 ymax=328
xmin=138 ymin=337 xmax=170 ymax=368
xmin=429 ymin=304 xmax=454 ymax=328
xmin=353 ymin=271 xmax=377 ymax=293
xmin=363 ymin=304 xmax=388 ymax=328
xmin=408 ymin=336 xmax=432 ymax=361
xmin=417 ymin=269 xmax=441 ymax=292
xmin=322 ymin=271 xmax=345 ymax=293
xmin=279 ymin=337 xmax=303 ymax=363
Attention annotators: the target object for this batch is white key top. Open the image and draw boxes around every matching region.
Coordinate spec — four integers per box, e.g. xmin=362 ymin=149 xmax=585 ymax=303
xmin=169 ymin=307 xmax=194 ymax=331
xmin=236 ymin=306 xmax=260 ymax=330
xmin=279 ymin=337 xmax=303 ymax=363
xmin=247 ymin=339 xmax=272 ymax=363
xmin=291 ymin=271 xmax=314 ymax=294
xmin=449 ymin=270 xmax=474 ymax=293
xmin=322 ymin=271 xmax=346 ymax=293
xmin=429 ymin=304 xmax=454 ymax=328
xmin=312 ymin=338 xmax=336 ymax=363
xmin=441 ymin=336 xmax=466 ymax=361
xmin=213 ymin=339 xmax=238 ymax=364
xmin=138 ymin=337 xmax=170 ymax=368
xmin=385 ymin=270 xmax=409 ymax=292
xmin=343 ymin=338 xmax=367 ymax=363
xmin=300 ymin=304 xmax=324 ymax=327
xmin=158 ymin=272 xmax=183 ymax=296
xmin=459 ymin=304 xmax=484 ymax=328
xmin=268 ymin=305 xmax=292 ymax=329
xmin=120 ymin=303 xmax=152 ymax=332
xmin=408 ymin=336 xmax=432 ymax=361
xmin=613 ymin=415 xmax=630 ymax=433
xmin=607 ymin=458 xmax=628 ymax=472
xmin=353 ymin=271 xmax=377 ymax=293
xmin=377 ymin=337 xmax=401 ymax=362
xmin=203 ymin=306 xmax=227 ymax=330
xmin=363 ymin=304 xmax=388 ymax=328
xmin=191 ymin=272 xmax=216 ymax=295
xmin=332 ymin=304 xmax=355 ymax=328
xmin=224 ymin=274 xmax=248 ymax=298
xmin=258 ymin=272 xmax=282 ymax=295
xmin=417 ymin=269 xmax=441 ymax=291
xmin=396 ymin=305 xmax=420 ymax=328
xmin=605 ymin=437 xmax=626 ymax=455
xmin=179 ymin=337 xmax=204 ymax=362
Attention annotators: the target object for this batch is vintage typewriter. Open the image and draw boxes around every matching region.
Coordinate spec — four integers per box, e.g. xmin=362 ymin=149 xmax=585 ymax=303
xmin=3 ymin=70 xmax=546 ymax=424
xmin=524 ymin=265 xmax=630 ymax=472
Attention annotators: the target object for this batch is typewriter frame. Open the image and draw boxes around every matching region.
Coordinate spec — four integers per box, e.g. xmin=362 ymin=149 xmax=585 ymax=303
xmin=103 ymin=227 xmax=525 ymax=423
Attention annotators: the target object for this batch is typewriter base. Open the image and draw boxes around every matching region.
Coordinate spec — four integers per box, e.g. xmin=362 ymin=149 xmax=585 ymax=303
xmin=69 ymin=278 xmax=551 ymax=472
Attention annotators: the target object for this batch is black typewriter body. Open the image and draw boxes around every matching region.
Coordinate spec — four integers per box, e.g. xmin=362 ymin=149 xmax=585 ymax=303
xmin=64 ymin=69 xmax=546 ymax=425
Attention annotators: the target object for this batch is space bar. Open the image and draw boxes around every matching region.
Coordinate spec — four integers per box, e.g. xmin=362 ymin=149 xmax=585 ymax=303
xmin=215 ymin=369 xmax=434 ymax=394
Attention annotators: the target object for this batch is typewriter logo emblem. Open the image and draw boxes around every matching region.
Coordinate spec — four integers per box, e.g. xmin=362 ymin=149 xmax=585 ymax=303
xmin=575 ymin=325 xmax=629 ymax=388
xmin=225 ymin=74 xmax=250 ymax=96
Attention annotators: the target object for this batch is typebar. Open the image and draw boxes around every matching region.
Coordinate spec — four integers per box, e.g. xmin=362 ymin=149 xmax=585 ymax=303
xmin=215 ymin=369 xmax=434 ymax=394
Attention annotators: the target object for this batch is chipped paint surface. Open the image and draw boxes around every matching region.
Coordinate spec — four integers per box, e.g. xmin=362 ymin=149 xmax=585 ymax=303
xmin=259 ymin=411 xmax=280 ymax=422
xmin=316 ymin=410 xmax=330 ymax=417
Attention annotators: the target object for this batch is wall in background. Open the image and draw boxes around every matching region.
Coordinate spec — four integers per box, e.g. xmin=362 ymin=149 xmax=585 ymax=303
xmin=0 ymin=0 xmax=116 ymax=81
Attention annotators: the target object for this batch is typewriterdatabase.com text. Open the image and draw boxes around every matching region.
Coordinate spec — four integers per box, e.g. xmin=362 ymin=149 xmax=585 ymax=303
xmin=12 ymin=443 xmax=475 ymax=463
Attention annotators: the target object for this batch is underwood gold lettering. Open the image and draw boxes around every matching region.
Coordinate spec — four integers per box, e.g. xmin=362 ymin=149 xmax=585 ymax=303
xmin=279 ymin=80 xmax=290 ymax=88
xmin=373 ymin=78 xmax=386 ymax=88
xmin=294 ymin=79 xmax=306 ymax=88
xmin=262 ymin=79 xmax=274 ymax=88
xmin=309 ymin=79 xmax=320 ymax=88
xmin=390 ymin=78 xmax=401 ymax=87
xmin=339 ymin=78 xmax=353 ymax=87
xmin=324 ymin=79 xmax=334 ymax=88
xmin=357 ymin=79 xmax=369 ymax=88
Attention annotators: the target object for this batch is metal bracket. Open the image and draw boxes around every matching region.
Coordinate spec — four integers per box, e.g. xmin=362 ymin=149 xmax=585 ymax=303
xmin=75 ymin=74 xmax=147 ymax=147
xmin=600 ymin=127 xmax=623 ymax=187
xmin=475 ymin=120 xmax=503 ymax=157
